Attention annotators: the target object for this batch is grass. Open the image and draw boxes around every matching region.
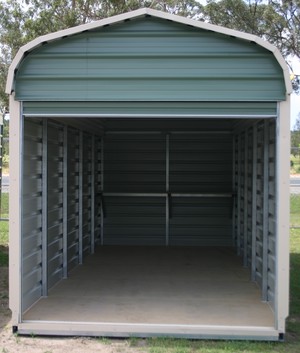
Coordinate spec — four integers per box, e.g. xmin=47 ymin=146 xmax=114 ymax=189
xmin=0 ymin=193 xmax=9 ymax=266
xmin=0 ymin=193 xmax=9 ymax=218
xmin=290 ymin=194 xmax=300 ymax=227
xmin=0 ymin=194 xmax=300 ymax=352
xmin=290 ymin=154 xmax=300 ymax=174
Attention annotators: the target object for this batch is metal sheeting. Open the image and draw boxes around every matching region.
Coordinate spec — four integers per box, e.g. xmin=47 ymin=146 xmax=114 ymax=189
xmin=94 ymin=137 xmax=103 ymax=246
xmin=169 ymin=134 xmax=232 ymax=246
xmin=233 ymin=120 xmax=276 ymax=307
xmin=15 ymin=17 xmax=285 ymax=102
xmin=267 ymin=121 xmax=276 ymax=305
xmin=82 ymin=133 xmax=93 ymax=257
xmin=103 ymin=132 xmax=233 ymax=246
xmin=67 ymin=129 xmax=80 ymax=271
xmin=22 ymin=119 xmax=99 ymax=305
xmin=23 ymin=102 xmax=278 ymax=118
xmin=22 ymin=119 xmax=43 ymax=312
xmin=47 ymin=122 xmax=64 ymax=290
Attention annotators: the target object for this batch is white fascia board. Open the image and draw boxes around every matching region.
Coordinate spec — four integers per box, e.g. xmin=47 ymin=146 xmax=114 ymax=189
xmin=5 ymin=7 xmax=292 ymax=95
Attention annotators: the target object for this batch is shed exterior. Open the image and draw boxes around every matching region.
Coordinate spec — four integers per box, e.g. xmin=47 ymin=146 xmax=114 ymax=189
xmin=7 ymin=8 xmax=290 ymax=340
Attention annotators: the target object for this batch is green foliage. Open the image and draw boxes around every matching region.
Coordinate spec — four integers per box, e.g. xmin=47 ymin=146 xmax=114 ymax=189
xmin=291 ymin=115 xmax=300 ymax=158
xmin=204 ymin=0 xmax=300 ymax=58
xmin=0 ymin=193 xmax=9 ymax=247
xmin=0 ymin=221 xmax=8 ymax=247
xmin=290 ymin=194 xmax=300 ymax=227
xmin=0 ymin=248 xmax=8 ymax=266
xmin=0 ymin=192 xmax=8 ymax=217
xmin=203 ymin=0 xmax=300 ymax=93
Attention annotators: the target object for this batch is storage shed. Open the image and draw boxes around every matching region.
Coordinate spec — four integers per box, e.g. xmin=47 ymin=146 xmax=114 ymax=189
xmin=6 ymin=8 xmax=291 ymax=340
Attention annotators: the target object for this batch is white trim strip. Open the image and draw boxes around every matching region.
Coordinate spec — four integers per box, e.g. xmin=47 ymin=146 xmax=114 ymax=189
xmin=17 ymin=321 xmax=280 ymax=340
xmin=22 ymin=114 xmax=277 ymax=119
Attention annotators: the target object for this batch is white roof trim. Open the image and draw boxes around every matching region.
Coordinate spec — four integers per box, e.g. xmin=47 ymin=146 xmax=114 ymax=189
xmin=6 ymin=7 xmax=292 ymax=95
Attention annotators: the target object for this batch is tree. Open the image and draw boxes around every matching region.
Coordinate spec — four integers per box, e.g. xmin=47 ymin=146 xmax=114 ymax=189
xmin=291 ymin=113 xmax=300 ymax=156
xmin=203 ymin=1 xmax=300 ymax=57
xmin=203 ymin=0 xmax=300 ymax=91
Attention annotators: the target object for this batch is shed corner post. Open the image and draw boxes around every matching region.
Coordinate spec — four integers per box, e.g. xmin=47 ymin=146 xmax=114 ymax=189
xmin=8 ymin=93 xmax=22 ymax=325
xmin=275 ymin=98 xmax=290 ymax=333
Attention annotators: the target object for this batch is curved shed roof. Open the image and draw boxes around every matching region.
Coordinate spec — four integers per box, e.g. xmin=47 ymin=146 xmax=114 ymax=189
xmin=6 ymin=7 xmax=292 ymax=96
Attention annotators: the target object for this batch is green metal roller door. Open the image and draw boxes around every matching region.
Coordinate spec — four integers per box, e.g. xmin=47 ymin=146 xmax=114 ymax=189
xmin=22 ymin=101 xmax=278 ymax=118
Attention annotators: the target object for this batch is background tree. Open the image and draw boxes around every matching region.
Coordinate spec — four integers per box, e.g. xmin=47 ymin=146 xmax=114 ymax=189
xmin=291 ymin=113 xmax=300 ymax=157
xmin=202 ymin=0 xmax=300 ymax=91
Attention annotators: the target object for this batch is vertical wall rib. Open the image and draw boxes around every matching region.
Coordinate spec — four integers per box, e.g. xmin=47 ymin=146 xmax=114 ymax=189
xmin=63 ymin=126 xmax=68 ymax=278
xmin=251 ymin=124 xmax=258 ymax=281
xmin=42 ymin=120 xmax=48 ymax=296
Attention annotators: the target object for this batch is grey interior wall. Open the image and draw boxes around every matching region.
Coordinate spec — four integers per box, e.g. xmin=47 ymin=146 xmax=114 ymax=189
xmin=47 ymin=122 xmax=64 ymax=289
xmin=82 ymin=133 xmax=93 ymax=257
xmin=94 ymin=137 xmax=103 ymax=245
xmin=21 ymin=118 xmax=98 ymax=313
xmin=234 ymin=119 xmax=276 ymax=307
xmin=22 ymin=118 xmax=43 ymax=312
xmin=67 ymin=128 xmax=80 ymax=271
xmin=169 ymin=133 xmax=232 ymax=246
xmin=102 ymin=131 xmax=233 ymax=246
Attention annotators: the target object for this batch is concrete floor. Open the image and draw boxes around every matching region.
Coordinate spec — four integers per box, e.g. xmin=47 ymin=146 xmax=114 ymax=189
xmin=23 ymin=247 xmax=274 ymax=327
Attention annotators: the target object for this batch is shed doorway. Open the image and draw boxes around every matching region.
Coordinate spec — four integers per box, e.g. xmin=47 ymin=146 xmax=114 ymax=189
xmin=20 ymin=116 xmax=277 ymax=338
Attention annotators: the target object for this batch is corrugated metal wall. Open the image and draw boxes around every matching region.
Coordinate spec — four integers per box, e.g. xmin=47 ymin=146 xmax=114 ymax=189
xmin=101 ymin=132 xmax=232 ymax=246
xmin=22 ymin=119 xmax=43 ymax=311
xmin=15 ymin=17 xmax=285 ymax=102
xmin=169 ymin=133 xmax=232 ymax=246
xmin=233 ymin=120 xmax=276 ymax=307
xmin=47 ymin=122 xmax=64 ymax=289
xmin=21 ymin=118 xmax=102 ymax=312
xmin=67 ymin=129 xmax=80 ymax=271
xmin=23 ymin=101 xmax=278 ymax=117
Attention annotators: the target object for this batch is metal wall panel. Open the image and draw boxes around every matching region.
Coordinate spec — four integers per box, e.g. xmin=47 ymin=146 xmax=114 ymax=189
xmin=67 ymin=129 xmax=80 ymax=271
xmin=47 ymin=122 xmax=64 ymax=289
xmin=234 ymin=119 xmax=276 ymax=305
xmin=254 ymin=122 xmax=265 ymax=289
xmin=170 ymin=197 xmax=232 ymax=246
xmin=22 ymin=119 xmax=43 ymax=311
xmin=103 ymin=132 xmax=233 ymax=246
xmin=103 ymin=134 xmax=166 ymax=245
xmin=94 ymin=137 xmax=103 ymax=245
xmin=82 ymin=133 xmax=92 ymax=257
xmin=104 ymin=134 xmax=166 ymax=193
xmin=246 ymin=128 xmax=254 ymax=267
xmin=16 ymin=17 xmax=285 ymax=102
xmin=169 ymin=133 xmax=232 ymax=246
xmin=104 ymin=196 xmax=166 ymax=246
xmin=267 ymin=120 xmax=276 ymax=306
xmin=23 ymin=101 xmax=278 ymax=117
